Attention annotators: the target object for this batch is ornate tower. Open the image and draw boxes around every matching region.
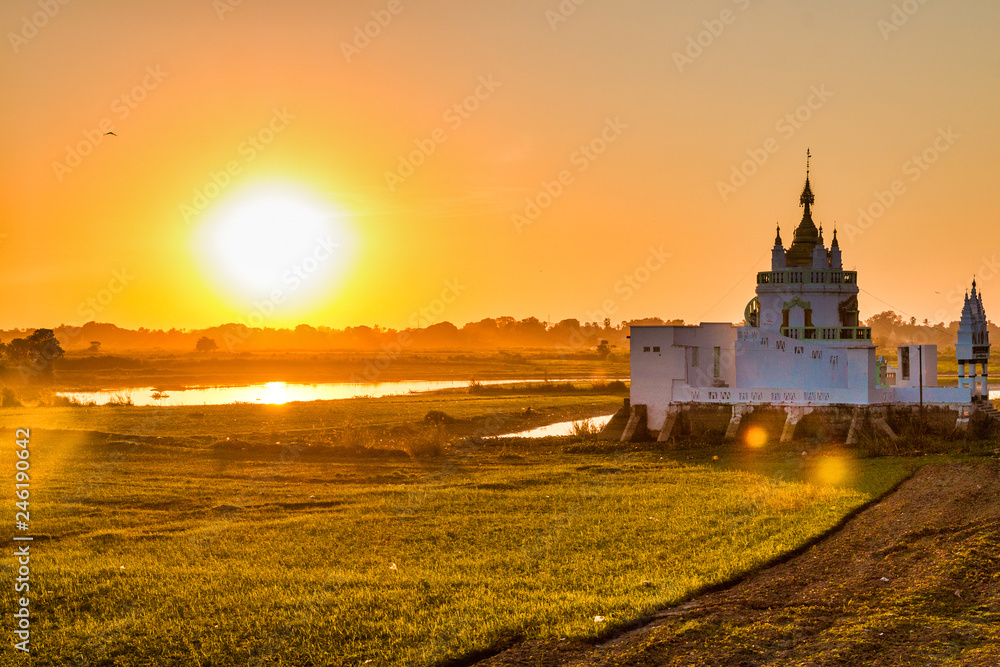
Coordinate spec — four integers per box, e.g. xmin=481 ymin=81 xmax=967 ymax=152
xmin=748 ymin=151 xmax=870 ymax=343
xmin=956 ymin=279 xmax=990 ymax=399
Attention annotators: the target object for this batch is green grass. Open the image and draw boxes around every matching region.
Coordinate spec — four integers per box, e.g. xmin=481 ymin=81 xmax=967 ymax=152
xmin=1 ymin=386 xmax=962 ymax=666
xmin=4 ymin=429 xmax=876 ymax=666
xmin=0 ymin=387 xmax=625 ymax=438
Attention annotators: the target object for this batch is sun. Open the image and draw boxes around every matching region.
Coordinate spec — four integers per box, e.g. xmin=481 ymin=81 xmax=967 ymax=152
xmin=196 ymin=183 xmax=354 ymax=312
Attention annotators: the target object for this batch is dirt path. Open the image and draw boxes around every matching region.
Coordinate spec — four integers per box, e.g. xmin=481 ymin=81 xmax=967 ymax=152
xmin=476 ymin=463 xmax=1000 ymax=666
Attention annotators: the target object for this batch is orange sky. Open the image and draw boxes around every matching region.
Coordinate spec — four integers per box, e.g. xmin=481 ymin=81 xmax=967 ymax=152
xmin=2 ymin=0 xmax=999 ymax=331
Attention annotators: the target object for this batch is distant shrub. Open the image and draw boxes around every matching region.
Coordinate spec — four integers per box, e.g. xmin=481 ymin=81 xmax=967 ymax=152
xmin=424 ymin=410 xmax=455 ymax=425
xmin=406 ymin=437 xmax=445 ymax=458
xmin=49 ymin=394 xmax=94 ymax=407
xmin=967 ymin=410 xmax=1000 ymax=441
xmin=407 ymin=422 xmax=448 ymax=457
xmin=0 ymin=387 xmax=21 ymax=408
xmin=105 ymin=392 xmax=134 ymax=407
xmin=590 ymin=380 xmax=628 ymax=392
xmin=571 ymin=418 xmax=601 ymax=438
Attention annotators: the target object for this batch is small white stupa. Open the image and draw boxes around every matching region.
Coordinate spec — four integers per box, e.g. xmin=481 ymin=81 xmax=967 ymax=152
xmin=956 ymin=279 xmax=990 ymax=399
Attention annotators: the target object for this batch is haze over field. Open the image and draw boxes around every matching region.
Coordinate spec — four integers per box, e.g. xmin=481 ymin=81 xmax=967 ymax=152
xmin=3 ymin=0 xmax=999 ymax=332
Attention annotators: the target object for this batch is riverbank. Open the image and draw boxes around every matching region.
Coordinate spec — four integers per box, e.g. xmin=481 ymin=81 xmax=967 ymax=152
xmin=44 ymin=349 xmax=629 ymax=391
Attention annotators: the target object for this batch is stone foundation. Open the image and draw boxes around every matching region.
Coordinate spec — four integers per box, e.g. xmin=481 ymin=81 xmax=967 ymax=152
xmin=598 ymin=400 xmax=974 ymax=445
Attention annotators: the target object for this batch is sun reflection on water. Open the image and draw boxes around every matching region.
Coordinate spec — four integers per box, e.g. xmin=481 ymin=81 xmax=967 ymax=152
xmin=261 ymin=381 xmax=289 ymax=405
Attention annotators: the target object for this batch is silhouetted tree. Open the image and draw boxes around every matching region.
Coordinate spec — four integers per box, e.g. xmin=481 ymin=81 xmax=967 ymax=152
xmin=88 ymin=341 xmax=101 ymax=353
xmin=3 ymin=329 xmax=64 ymax=378
xmin=195 ymin=336 xmax=218 ymax=352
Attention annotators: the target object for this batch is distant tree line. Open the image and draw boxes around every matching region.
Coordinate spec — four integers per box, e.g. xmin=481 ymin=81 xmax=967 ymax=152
xmin=0 ymin=318 xmax=682 ymax=354
xmin=863 ymin=310 xmax=980 ymax=352
xmin=1 ymin=312 xmax=977 ymax=358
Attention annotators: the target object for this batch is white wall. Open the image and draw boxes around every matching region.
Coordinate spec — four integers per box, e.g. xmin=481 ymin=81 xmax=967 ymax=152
xmin=896 ymin=345 xmax=938 ymax=388
xmin=630 ymin=324 xmax=736 ymax=430
xmin=892 ymin=386 xmax=971 ymax=403
xmin=675 ymin=323 xmax=737 ymax=388
xmin=757 ymin=288 xmax=857 ymax=332
xmin=735 ymin=328 xmax=853 ymax=389
xmin=629 ymin=327 xmax=683 ymax=430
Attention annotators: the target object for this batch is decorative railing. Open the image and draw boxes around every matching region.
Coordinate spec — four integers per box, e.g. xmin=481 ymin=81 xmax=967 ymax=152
xmin=779 ymin=326 xmax=871 ymax=341
xmin=757 ymin=270 xmax=857 ymax=286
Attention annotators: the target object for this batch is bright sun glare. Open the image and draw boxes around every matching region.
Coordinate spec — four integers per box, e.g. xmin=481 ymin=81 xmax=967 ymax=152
xmin=197 ymin=184 xmax=353 ymax=311
xmin=262 ymin=381 xmax=289 ymax=405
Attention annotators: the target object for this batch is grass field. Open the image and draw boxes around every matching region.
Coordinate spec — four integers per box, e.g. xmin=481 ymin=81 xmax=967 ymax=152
xmin=0 ymin=378 xmax=936 ymax=667
xmin=0 ymin=384 xmax=626 ymax=441
xmin=3 ymin=427 xmax=888 ymax=667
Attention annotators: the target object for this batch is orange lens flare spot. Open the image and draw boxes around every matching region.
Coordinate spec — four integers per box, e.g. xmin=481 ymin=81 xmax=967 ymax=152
xmin=813 ymin=455 xmax=849 ymax=487
xmin=744 ymin=426 xmax=767 ymax=449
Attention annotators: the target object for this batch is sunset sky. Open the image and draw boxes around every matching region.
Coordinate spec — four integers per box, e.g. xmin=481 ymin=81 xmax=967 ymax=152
xmin=3 ymin=0 xmax=999 ymax=331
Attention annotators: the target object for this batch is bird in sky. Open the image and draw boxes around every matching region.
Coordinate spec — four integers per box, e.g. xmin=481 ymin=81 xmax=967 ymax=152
xmin=105 ymin=131 xmax=117 ymax=136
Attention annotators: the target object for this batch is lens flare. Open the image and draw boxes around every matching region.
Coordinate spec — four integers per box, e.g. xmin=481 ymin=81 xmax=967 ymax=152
xmin=813 ymin=455 xmax=850 ymax=487
xmin=744 ymin=426 xmax=767 ymax=449
xmin=811 ymin=454 xmax=855 ymax=486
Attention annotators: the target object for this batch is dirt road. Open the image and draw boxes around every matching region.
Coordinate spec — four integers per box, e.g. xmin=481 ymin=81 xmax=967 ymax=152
xmin=477 ymin=463 xmax=1000 ymax=666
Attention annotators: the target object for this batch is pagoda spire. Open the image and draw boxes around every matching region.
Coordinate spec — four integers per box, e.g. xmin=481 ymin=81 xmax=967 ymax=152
xmin=774 ymin=222 xmax=782 ymax=246
xmin=785 ymin=149 xmax=821 ymax=267
xmin=800 ymin=148 xmax=815 ymax=210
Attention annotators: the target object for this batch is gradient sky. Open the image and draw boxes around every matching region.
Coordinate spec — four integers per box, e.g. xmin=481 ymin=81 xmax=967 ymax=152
xmin=3 ymin=0 xmax=999 ymax=331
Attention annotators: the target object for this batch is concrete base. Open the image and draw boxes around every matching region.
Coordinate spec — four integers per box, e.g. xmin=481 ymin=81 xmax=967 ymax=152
xmin=657 ymin=407 xmax=682 ymax=442
xmin=621 ymin=404 xmax=649 ymax=443
xmin=628 ymin=402 xmax=979 ymax=446
xmin=780 ymin=407 xmax=813 ymax=443
xmin=845 ymin=406 xmax=896 ymax=446
xmin=598 ymin=399 xmax=631 ymax=441
xmin=724 ymin=404 xmax=753 ymax=440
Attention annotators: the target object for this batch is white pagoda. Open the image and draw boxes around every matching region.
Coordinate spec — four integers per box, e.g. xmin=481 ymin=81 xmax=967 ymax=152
xmin=628 ymin=152 xmax=975 ymax=435
xmin=956 ymin=280 xmax=990 ymax=399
